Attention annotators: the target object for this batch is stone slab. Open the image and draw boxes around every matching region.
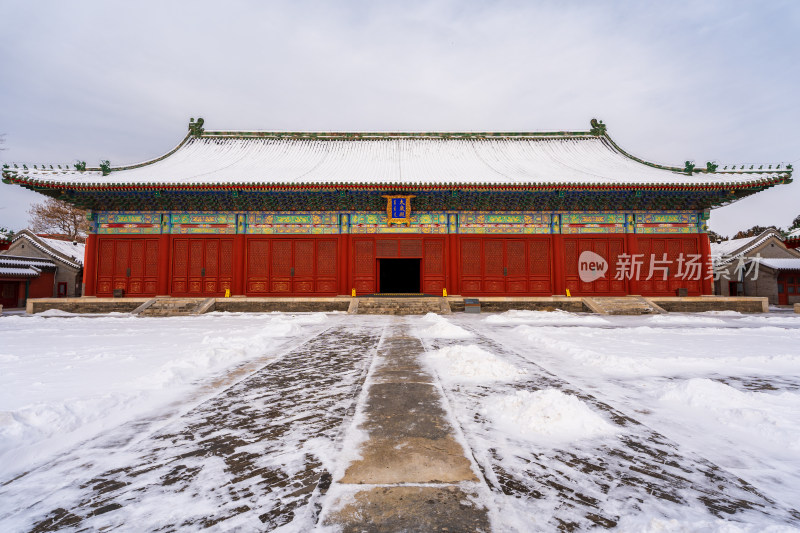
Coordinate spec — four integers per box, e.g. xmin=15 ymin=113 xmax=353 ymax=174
xmin=326 ymin=486 xmax=490 ymax=533
xmin=340 ymin=436 xmax=478 ymax=484
xmin=359 ymin=382 xmax=453 ymax=439
xmin=651 ymin=296 xmax=768 ymax=313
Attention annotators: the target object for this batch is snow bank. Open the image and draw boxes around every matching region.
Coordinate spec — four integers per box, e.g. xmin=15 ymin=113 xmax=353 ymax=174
xmin=510 ymin=324 xmax=800 ymax=377
xmin=644 ymin=314 xmax=726 ymax=326
xmin=414 ymin=312 xmax=472 ymax=339
xmin=658 ymin=378 xmax=800 ymax=456
xmin=738 ymin=315 xmax=800 ymax=326
xmin=482 ymin=389 xmax=617 ymax=443
xmin=485 ymin=309 xmax=609 ymax=326
xmin=425 ymin=345 xmax=526 ymax=383
xmin=0 ymin=312 xmax=332 ymax=478
xmin=615 ymin=514 xmax=800 ymax=533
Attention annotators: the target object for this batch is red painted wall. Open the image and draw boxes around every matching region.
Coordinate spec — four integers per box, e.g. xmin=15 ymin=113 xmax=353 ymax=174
xmin=85 ymin=233 xmax=712 ymax=298
xmin=29 ymin=272 xmax=55 ymax=299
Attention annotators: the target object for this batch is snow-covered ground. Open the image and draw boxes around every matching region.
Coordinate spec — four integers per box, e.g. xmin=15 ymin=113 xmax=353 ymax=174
xmin=1 ymin=309 xmax=799 ymax=531
xmin=0 ymin=311 xmax=336 ymax=479
xmin=424 ymin=310 xmax=800 ymax=532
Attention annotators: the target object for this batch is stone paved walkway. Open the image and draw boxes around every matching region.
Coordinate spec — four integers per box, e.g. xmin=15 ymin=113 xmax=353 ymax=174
xmin=322 ymin=323 xmax=490 ymax=532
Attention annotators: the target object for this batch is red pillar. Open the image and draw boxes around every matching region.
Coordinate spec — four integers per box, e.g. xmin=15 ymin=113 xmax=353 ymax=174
xmin=699 ymin=232 xmax=712 ymax=295
xmin=448 ymin=234 xmax=459 ymax=295
xmin=552 ymin=234 xmax=565 ymax=295
xmin=157 ymin=234 xmax=170 ymax=295
xmin=233 ymin=234 xmax=246 ymax=295
xmin=83 ymin=233 xmax=98 ymax=296
xmin=340 ymin=233 xmax=351 ymax=295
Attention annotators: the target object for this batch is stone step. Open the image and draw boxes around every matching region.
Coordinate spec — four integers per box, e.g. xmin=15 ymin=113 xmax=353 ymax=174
xmin=138 ymin=297 xmax=215 ymax=317
xmin=352 ymin=297 xmax=450 ymax=315
xmin=583 ymin=296 xmax=666 ymax=316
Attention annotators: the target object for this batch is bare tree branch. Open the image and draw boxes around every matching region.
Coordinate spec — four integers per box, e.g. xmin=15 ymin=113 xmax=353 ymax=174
xmin=27 ymin=198 xmax=90 ymax=241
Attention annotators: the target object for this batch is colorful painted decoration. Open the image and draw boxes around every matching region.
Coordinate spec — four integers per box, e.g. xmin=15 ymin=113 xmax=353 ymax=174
xmin=383 ymin=195 xmax=416 ymax=226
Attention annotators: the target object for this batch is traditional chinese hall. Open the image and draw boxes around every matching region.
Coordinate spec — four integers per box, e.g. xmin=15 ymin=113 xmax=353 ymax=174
xmin=2 ymin=119 xmax=792 ymax=298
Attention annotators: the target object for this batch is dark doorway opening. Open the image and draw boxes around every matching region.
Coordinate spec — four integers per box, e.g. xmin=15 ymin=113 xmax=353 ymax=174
xmin=379 ymin=258 xmax=420 ymax=293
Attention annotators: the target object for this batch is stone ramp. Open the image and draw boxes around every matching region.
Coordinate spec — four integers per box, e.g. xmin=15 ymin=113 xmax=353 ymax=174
xmin=137 ymin=297 xmax=215 ymax=317
xmin=583 ymin=296 xmax=666 ymax=315
xmin=322 ymin=323 xmax=490 ymax=531
xmin=351 ymin=296 xmax=451 ymax=315
xmin=11 ymin=324 xmax=381 ymax=532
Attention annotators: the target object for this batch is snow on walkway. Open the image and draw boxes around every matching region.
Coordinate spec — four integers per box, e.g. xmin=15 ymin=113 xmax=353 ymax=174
xmin=421 ymin=312 xmax=800 ymax=532
xmin=0 ymin=318 xmax=382 ymax=532
xmin=2 ymin=310 xmax=800 ymax=531
xmin=0 ymin=312 xmax=332 ymax=479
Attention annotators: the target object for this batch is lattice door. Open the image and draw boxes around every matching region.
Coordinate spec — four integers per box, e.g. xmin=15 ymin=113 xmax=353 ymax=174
xmin=460 ymin=239 xmax=482 ymax=293
xmin=246 ymin=240 xmax=270 ymax=293
xmin=271 ymin=240 xmax=292 ymax=293
xmin=353 ymin=239 xmax=375 ymax=294
xmin=528 ymin=238 xmax=552 ymax=294
xmin=483 ymin=240 xmax=505 ymax=293
xmin=422 ymin=238 xmax=445 ymax=294
xmin=293 ymin=240 xmax=315 ymax=293
xmin=315 ymin=240 xmax=338 ymax=294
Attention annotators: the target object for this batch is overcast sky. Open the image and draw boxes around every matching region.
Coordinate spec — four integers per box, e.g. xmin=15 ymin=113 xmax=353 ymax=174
xmin=1 ymin=0 xmax=798 ymax=236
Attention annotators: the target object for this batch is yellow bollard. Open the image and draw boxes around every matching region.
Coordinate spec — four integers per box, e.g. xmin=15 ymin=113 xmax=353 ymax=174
xmin=351 ymin=288 xmax=356 ymax=297
xmin=566 ymin=289 xmax=571 ymax=297
xmin=442 ymin=288 xmax=447 ymax=297
xmin=225 ymin=288 xmax=231 ymax=298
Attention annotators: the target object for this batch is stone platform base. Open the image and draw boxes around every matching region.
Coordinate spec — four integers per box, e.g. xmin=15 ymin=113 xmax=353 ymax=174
xmin=24 ymin=295 xmax=769 ymax=315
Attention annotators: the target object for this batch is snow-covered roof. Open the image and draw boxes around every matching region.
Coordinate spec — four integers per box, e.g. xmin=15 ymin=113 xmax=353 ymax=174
xmin=0 ymin=254 xmax=55 ymax=278
xmin=787 ymin=228 xmax=800 ymax=240
xmin=1 ymin=120 xmax=792 ymax=190
xmin=38 ymin=236 xmax=85 ymax=265
xmin=9 ymin=231 xmax=84 ymax=268
xmin=0 ymin=265 xmax=41 ymax=277
xmin=710 ymin=229 xmax=784 ymax=264
xmin=0 ymin=254 xmax=56 ymax=270
xmin=756 ymin=258 xmax=800 ymax=271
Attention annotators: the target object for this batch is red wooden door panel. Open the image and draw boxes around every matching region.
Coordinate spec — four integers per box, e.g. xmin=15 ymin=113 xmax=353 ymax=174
xmin=293 ymin=240 xmax=315 ymax=293
xmin=128 ymin=240 xmax=145 ymax=295
xmin=204 ymin=239 xmax=219 ymax=293
xmin=113 ymin=240 xmax=130 ymax=293
xmin=316 ymin=239 xmax=338 ymax=294
xmin=219 ymin=239 xmax=233 ymax=294
xmin=187 ymin=240 xmax=204 ymax=294
xmin=637 ymin=236 xmax=702 ymax=296
xmin=354 ymin=239 xmax=375 ymax=294
xmin=483 ymin=239 xmax=505 ymax=293
xmin=171 ymin=238 xmax=232 ymax=296
xmin=97 ymin=240 xmax=115 ymax=296
xmin=271 ymin=240 xmax=292 ymax=293
xmin=528 ymin=238 xmax=552 ymax=294
xmin=96 ymin=238 xmax=159 ymax=297
xmin=144 ymin=240 xmax=159 ymax=295
xmin=246 ymin=240 xmax=270 ymax=293
xmin=422 ymin=238 xmax=445 ymax=294
xmin=565 ymin=237 xmax=626 ymax=295
xmin=172 ymin=239 xmax=189 ymax=294
xmin=460 ymin=239 xmax=482 ymax=293
xmin=505 ymin=240 xmax=527 ymax=293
